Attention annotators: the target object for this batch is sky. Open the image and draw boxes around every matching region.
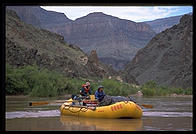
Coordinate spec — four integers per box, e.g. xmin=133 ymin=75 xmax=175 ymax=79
xmin=41 ymin=6 xmax=192 ymax=22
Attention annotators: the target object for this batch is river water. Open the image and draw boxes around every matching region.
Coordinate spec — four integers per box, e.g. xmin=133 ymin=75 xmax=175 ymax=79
xmin=5 ymin=95 xmax=193 ymax=131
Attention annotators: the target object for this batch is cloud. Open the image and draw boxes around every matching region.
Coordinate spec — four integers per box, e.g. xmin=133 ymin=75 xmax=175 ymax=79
xmin=41 ymin=6 xmax=192 ymax=22
xmin=114 ymin=6 xmax=180 ymax=21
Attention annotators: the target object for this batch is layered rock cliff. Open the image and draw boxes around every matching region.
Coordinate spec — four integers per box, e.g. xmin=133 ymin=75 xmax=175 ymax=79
xmin=58 ymin=12 xmax=156 ymax=70
xmin=7 ymin=6 xmax=156 ymax=70
xmin=124 ymin=14 xmax=193 ymax=89
xmin=6 ymin=9 xmax=116 ymax=79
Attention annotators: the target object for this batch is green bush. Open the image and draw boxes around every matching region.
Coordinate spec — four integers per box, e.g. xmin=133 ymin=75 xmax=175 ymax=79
xmin=6 ymin=63 xmax=192 ymax=97
xmin=6 ymin=64 xmax=68 ymax=97
xmin=28 ymin=68 xmax=58 ymax=97
xmin=6 ymin=63 xmax=92 ymax=97
xmin=96 ymin=79 xmax=137 ymax=96
xmin=140 ymin=80 xmax=192 ymax=96
xmin=6 ymin=64 xmax=30 ymax=95
xmin=140 ymin=81 xmax=157 ymax=96
xmin=64 ymin=78 xmax=84 ymax=95
xmin=184 ymin=88 xmax=192 ymax=95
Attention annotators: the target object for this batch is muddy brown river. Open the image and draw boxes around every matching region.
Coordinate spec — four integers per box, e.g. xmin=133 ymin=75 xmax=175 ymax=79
xmin=5 ymin=95 xmax=192 ymax=131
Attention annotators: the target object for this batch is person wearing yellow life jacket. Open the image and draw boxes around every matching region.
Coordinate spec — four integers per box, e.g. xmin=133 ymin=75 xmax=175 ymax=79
xmin=80 ymin=82 xmax=92 ymax=97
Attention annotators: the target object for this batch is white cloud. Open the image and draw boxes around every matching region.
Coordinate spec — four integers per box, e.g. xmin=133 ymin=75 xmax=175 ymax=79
xmin=41 ymin=6 xmax=190 ymax=22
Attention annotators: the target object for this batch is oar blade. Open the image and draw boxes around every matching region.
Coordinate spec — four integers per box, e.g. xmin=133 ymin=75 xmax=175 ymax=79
xmin=29 ymin=101 xmax=49 ymax=106
xmin=141 ymin=104 xmax=153 ymax=108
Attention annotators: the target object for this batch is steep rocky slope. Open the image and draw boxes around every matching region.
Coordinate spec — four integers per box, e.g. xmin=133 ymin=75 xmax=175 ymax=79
xmin=6 ymin=9 xmax=117 ymax=79
xmin=7 ymin=6 xmax=155 ymax=70
xmin=124 ymin=14 xmax=192 ymax=89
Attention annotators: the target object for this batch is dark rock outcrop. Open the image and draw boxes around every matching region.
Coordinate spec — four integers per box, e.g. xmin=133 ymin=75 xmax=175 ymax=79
xmin=124 ymin=14 xmax=193 ymax=89
xmin=87 ymin=50 xmax=118 ymax=78
xmin=6 ymin=9 xmax=116 ymax=79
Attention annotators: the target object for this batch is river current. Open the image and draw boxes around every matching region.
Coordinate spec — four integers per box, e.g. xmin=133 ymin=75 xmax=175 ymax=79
xmin=5 ymin=96 xmax=193 ymax=131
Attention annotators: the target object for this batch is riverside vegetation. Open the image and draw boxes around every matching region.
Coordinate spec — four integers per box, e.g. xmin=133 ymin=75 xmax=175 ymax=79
xmin=6 ymin=63 xmax=192 ymax=97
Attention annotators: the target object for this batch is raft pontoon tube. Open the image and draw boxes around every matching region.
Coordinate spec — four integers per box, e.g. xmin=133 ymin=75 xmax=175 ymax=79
xmin=60 ymin=99 xmax=143 ymax=119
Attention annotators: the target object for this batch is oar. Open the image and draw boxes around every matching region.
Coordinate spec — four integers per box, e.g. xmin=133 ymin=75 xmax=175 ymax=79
xmin=29 ymin=100 xmax=66 ymax=106
xmin=139 ymin=104 xmax=153 ymax=109
xmin=29 ymin=99 xmax=98 ymax=106
xmin=29 ymin=100 xmax=80 ymax=106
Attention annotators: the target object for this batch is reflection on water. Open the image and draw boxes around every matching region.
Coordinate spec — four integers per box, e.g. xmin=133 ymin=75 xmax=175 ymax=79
xmin=5 ymin=96 xmax=193 ymax=131
xmin=60 ymin=116 xmax=143 ymax=131
xmin=6 ymin=115 xmax=142 ymax=131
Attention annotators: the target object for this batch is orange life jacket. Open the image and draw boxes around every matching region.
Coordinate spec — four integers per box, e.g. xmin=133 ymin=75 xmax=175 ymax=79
xmin=82 ymin=84 xmax=90 ymax=93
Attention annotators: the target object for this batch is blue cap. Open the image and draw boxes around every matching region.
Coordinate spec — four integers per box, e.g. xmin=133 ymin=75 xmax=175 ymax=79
xmin=98 ymin=85 xmax=104 ymax=89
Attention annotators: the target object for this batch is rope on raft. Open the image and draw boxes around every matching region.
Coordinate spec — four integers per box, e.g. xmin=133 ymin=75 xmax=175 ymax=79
xmin=63 ymin=104 xmax=90 ymax=113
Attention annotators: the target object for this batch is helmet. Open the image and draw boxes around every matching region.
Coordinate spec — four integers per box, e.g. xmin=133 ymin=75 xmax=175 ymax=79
xmin=98 ymin=85 xmax=104 ymax=90
xmin=86 ymin=82 xmax=90 ymax=86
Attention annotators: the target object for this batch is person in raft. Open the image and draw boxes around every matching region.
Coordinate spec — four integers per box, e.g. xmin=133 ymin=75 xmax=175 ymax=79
xmin=95 ymin=85 xmax=105 ymax=102
xmin=80 ymin=82 xmax=92 ymax=99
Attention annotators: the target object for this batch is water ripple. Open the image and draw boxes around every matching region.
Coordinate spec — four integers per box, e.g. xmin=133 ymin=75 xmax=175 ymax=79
xmin=6 ymin=110 xmax=61 ymax=119
xmin=143 ymin=112 xmax=192 ymax=117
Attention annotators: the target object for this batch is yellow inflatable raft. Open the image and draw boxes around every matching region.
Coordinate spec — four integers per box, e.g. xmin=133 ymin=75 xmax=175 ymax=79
xmin=60 ymin=99 xmax=143 ymax=119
